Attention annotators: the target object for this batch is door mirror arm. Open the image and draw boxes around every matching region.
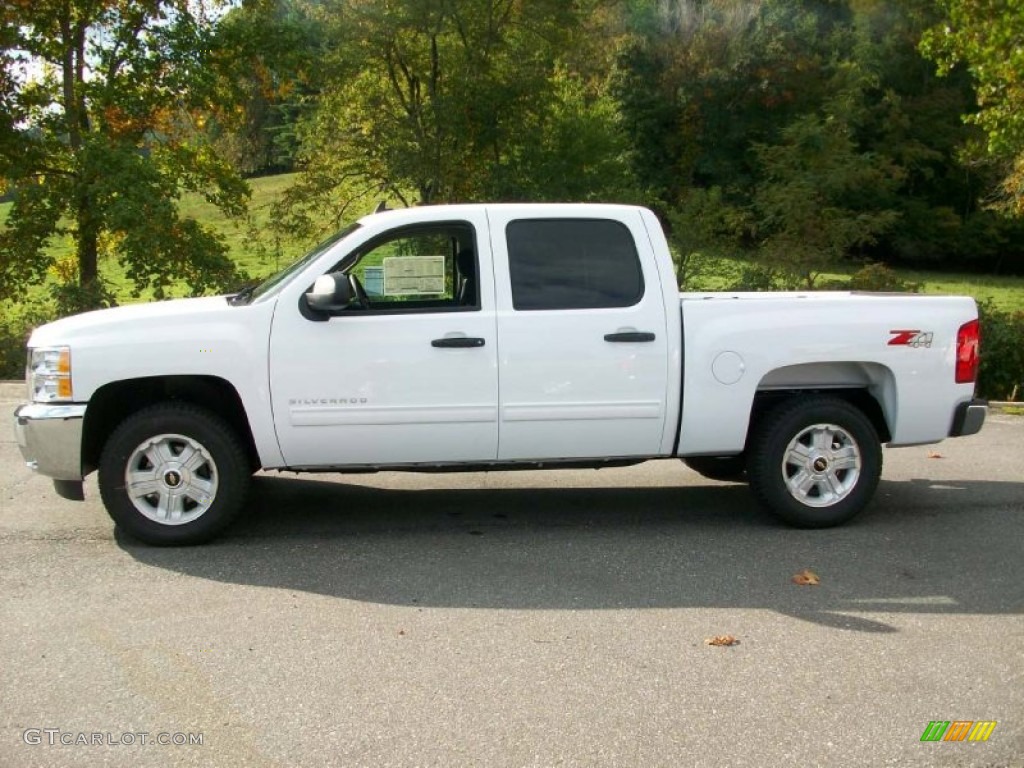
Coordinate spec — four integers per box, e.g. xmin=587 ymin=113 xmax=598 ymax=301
xmin=303 ymin=273 xmax=355 ymax=316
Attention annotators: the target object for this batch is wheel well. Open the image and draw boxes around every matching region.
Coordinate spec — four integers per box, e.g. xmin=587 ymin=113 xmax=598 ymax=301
xmin=82 ymin=376 xmax=260 ymax=475
xmin=748 ymin=388 xmax=892 ymax=447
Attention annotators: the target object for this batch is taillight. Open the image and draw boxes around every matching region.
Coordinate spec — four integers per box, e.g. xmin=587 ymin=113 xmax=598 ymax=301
xmin=955 ymin=318 xmax=980 ymax=384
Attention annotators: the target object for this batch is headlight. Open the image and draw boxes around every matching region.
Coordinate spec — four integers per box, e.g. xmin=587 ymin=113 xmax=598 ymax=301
xmin=28 ymin=346 xmax=73 ymax=402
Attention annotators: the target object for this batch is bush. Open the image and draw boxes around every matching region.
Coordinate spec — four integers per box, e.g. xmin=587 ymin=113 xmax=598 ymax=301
xmin=3 ymin=273 xmax=1019 ymax=404
xmin=0 ymin=300 xmax=57 ymax=380
xmin=977 ymin=301 xmax=1024 ymax=401
xmin=734 ymin=262 xmax=797 ymax=291
xmin=845 ymin=262 xmax=921 ymax=293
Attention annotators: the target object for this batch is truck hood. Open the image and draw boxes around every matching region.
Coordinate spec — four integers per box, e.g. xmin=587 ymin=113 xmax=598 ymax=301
xmin=28 ymin=296 xmax=238 ymax=347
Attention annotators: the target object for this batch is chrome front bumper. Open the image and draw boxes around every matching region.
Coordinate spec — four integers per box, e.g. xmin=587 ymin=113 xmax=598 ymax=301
xmin=13 ymin=403 xmax=87 ymax=481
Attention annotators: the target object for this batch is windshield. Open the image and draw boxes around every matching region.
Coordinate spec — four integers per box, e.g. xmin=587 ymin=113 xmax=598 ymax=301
xmin=233 ymin=223 xmax=362 ymax=304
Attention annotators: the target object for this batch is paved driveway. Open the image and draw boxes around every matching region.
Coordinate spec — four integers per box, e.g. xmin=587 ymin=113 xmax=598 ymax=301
xmin=3 ymin=393 xmax=1022 ymax=767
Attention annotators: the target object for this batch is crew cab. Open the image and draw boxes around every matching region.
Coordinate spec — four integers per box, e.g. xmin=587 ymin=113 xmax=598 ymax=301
xmin=13 ymin=204 xmax=987 ymax=544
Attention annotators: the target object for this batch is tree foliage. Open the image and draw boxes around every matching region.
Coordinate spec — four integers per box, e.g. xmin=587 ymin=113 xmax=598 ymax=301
xmin=273 ymin=0 xmax=639 ymax=238
xmin=752 ymin=108 xmax=902 ymax=287
xmin=607 ymin=0 xmax=1024 ymax=280
xmin=203 ymin=0 xmax=321 ymax=176
xmin=921 ymin=0 xmax=1024 ymax=211
xmin=4 ymin=0 xmax=1024 ymax=316
xmin=0 ymin=0 xmax=249 ymax=310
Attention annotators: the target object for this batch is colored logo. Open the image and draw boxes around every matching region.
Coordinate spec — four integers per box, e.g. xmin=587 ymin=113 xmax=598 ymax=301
xmin=920 ymin=721 xmax=997 ymax=742
xmin=889 ymin=329 xmax=934 ymax=348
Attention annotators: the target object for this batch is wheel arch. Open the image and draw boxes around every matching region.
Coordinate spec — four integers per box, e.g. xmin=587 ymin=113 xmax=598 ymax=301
xmin=82 ymin=376 xmax=260 ymax=475
xmin=750 ymin=362 xmax=895 ymax=445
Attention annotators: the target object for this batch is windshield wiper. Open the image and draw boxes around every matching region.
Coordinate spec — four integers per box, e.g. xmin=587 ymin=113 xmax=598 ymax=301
xmin=228 ymin=281 xmax=259 ymax=306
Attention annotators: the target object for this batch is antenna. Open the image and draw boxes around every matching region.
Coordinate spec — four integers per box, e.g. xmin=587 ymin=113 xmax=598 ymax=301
xmin=373 ymin=200 xmax=388 ymax=213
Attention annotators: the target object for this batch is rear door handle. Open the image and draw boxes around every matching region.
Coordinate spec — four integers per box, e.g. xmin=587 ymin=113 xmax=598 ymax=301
xmin=431 ymin=337 xmax=486 ymax=348
xmin=604 ymin=332 xmax=656 ymax=343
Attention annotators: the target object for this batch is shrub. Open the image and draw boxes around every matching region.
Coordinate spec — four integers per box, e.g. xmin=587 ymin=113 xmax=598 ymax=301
xmin=0 ymin=300 xmax=57 ymax=380
xmin=734 ymin=262 xmax=798 ymax=291
xmin=845 ymin=262 xmax=921 ymax=293
xmin=977 ymin=301 xmax=1024 ymax=401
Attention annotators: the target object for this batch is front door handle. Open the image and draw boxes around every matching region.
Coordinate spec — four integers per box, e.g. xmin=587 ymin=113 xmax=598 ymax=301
xmin=604 ymin=331 xmax=656 ymax=343
xmin=431 ymin=337 xmax=486 ymax=348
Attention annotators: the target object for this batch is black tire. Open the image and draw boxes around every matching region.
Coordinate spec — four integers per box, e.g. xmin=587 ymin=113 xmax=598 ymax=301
xmin=747 ymin=396 xmax=882 ymax=528
xmin=98 ymin=403 xmax=250 ymax=545
xmin=683 ymin=455 xmax=747 ymax=482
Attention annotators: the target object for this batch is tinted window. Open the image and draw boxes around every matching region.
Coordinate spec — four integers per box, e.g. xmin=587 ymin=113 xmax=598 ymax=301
xmin=506 ymin=219 xmax=644 ymax=310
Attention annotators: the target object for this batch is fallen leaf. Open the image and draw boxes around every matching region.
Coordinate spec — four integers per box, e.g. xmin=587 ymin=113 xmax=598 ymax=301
xmin=397 ymin=629 xmax=406 ymax=636
xmin=791 ymin=569 xmax=821 ymax=586
xmin=705 ymin=635 xmax=739 ymax=646
xmin=927 ymin=451 xmax=944 ymax=459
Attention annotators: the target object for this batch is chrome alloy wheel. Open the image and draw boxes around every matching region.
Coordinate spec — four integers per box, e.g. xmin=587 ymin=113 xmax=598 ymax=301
xmin=780 ymin=423 xmax=862 ymax=508
xmin=124 ymin=433 xmax=219 ymax=525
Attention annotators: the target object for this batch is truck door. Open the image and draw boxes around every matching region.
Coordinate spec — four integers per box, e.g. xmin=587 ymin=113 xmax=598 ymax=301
xmin=488 ymin=209 xmax=670 ymax=460
xmin=267 ymin=215 xmax=499 ymax=467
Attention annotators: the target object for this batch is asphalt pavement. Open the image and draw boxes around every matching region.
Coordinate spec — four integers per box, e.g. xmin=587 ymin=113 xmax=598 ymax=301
xmin=2 ymin=392 xmax=1022 ymax=767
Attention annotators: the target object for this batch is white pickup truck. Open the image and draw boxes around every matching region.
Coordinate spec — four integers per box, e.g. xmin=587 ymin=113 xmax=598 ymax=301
xmin=13 ymin=204 xmax=986 ymax=544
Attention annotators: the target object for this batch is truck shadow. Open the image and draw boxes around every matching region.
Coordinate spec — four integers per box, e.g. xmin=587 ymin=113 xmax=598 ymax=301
xmin=120 ymin=474 xmax=1024 ymax=632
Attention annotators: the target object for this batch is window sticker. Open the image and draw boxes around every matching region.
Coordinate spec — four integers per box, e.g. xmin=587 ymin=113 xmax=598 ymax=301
xmin=383 ymin=256 xmax=446 ymax=296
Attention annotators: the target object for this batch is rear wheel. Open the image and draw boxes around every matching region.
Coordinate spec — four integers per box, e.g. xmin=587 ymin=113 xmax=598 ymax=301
xmin=683 ymin=455 xmax=746 ymax=482
xmin=98 ymin=403 xmax=250 ymax=545
xmin=747 ymin=396 xmax=881 ymax=528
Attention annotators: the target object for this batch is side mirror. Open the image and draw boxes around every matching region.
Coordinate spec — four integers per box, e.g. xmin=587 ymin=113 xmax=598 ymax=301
xmin=305 ymin=273 xmax=354 ymax=312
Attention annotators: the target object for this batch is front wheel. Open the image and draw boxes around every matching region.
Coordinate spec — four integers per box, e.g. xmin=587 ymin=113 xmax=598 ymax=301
xmin=747 ymin=396 xmax=882 ymax=528
xmin=98 ymin=403 xmax=250 ymax=545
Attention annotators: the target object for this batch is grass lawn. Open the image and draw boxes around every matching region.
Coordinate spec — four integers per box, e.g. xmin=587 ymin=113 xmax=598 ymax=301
xmin=895 ymin=270 xmax=1024 ymax=311
xmin=0 ymin=173 xmax=336 ymax=307
xmin=3 ymin=173 xmax=1024 ymax=311
xmin=175 ymin=171 xmax=312 ymax=276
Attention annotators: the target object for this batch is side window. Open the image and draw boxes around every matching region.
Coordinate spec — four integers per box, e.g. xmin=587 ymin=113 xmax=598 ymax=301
xmin=346 ymin=223 xmax=478 ymax=311
xmin=506 ymin=219 xmax=644 ymax=311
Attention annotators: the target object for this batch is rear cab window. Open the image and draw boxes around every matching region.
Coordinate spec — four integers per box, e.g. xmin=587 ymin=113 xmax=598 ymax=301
xmin=505 ymin=219 xmax=645 ymax=311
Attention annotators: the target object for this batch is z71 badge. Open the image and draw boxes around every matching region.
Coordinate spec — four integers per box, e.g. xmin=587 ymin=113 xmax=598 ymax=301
xmin=888 ymin=329 xmax=933 ymax=348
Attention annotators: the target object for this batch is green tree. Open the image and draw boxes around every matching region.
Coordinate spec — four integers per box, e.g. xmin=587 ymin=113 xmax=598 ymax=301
xmin=609 ymin=0 xmax=867 ymax=260
xmin=0 ymin=0 xmax=249 ymax=311
xmin=611 ymin=0 xmax=1024 ymax=275
xmin=204 ymin=0 xmax=322 ymax=176
xmin=276 ymin=0 xmax=637 ymax=236
xmin=752 ymin=98 xmax=903 ymax=287
xmin=922 ymin=0 xmax=1024 ymax=200
xmin=506 ymin=65 xmax=639 ymax=203
xmin=845 ymin=3 xmax=955 ymax=258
